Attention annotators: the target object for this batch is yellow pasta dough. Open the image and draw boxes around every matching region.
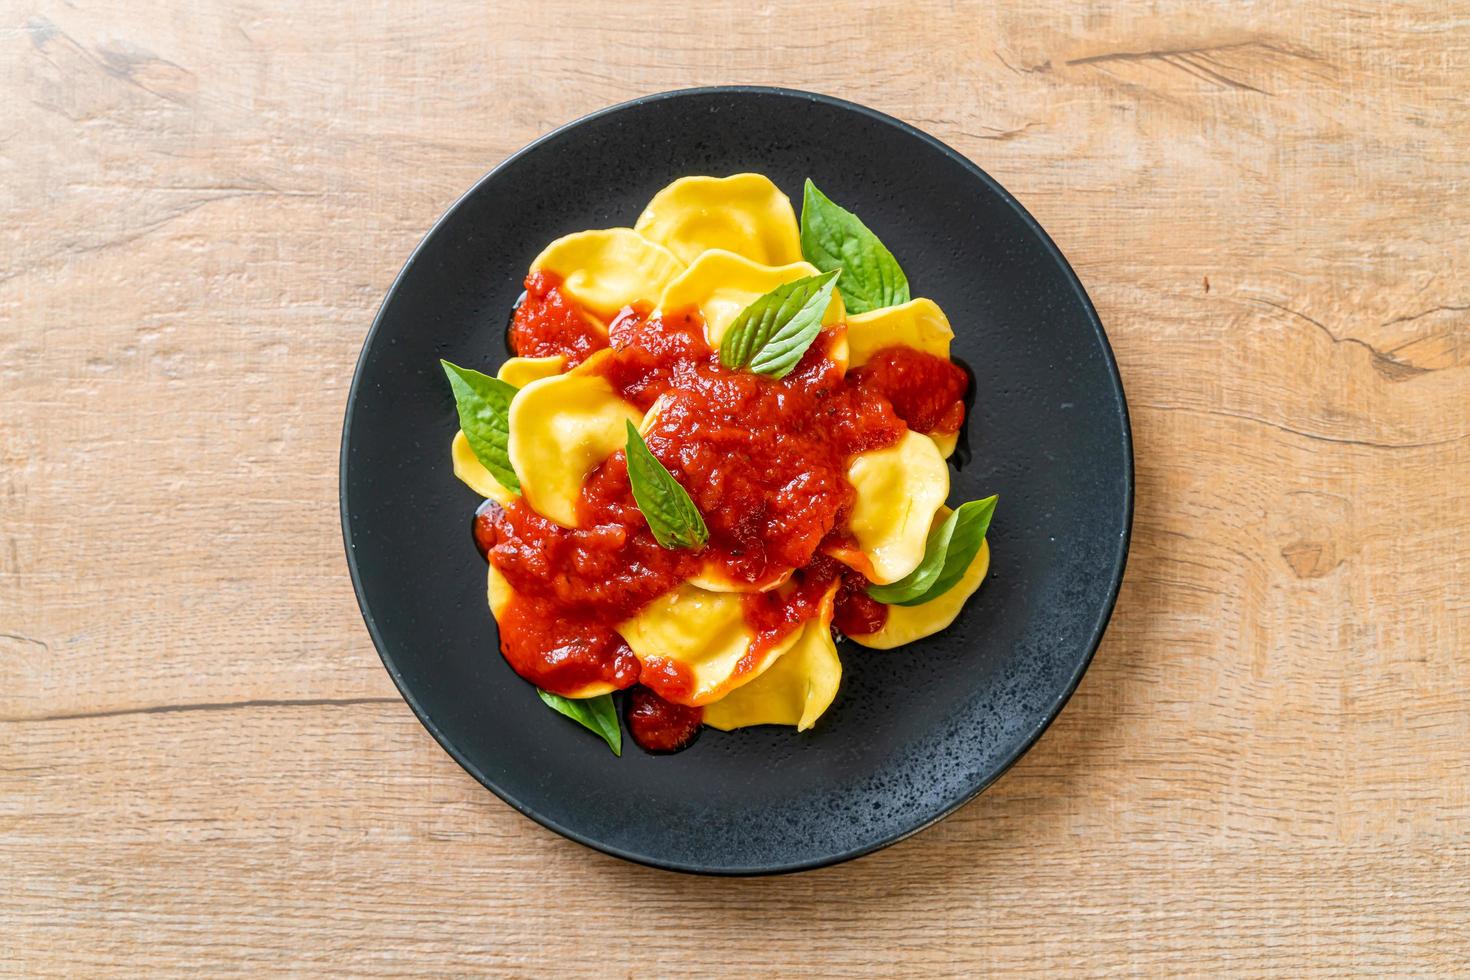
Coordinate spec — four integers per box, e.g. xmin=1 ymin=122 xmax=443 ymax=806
xmin=616 ymin=582 xmax=804 ymax=706
xmin=686 ymin=564 xmax=793 ymax=594
xmin=827 ymin=430 xmax=949 ymax=584
xmin=930 ymin=430 xmax=960 ymax=459
xmin=845 ymin=297 xmax=953 ymax=367
xmin=530 ymin=228 xmax=684 ymax=321
xmin=507 ymin=354 xmax=643 ymax=527
xmin=847 ymin=539 xmax=991 ymax=650
xmin=703 ymin=589 xmax=842 ymax=731
xmin=496 ymin=355 xmax=564 ymax=388
xmin=635 ymin=173 xmax=802 ymax=266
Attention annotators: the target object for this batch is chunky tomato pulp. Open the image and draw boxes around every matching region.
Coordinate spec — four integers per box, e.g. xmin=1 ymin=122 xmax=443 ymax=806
xmin=477 ymin=274 xmax=968 ymax=749
xmin=849 ymin=346 xmax=968 ymax=435
xmin=508 ymin=271 xmax=607 ymax=366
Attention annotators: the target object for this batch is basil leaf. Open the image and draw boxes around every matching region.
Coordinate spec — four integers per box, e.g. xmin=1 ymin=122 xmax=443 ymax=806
xmin=719 ymin=269 xmax=840 ymax=379
xmin=537 ymin=690 xmax=621 ymax=756
xmin=441 ymin=360 xmax=520 ymax=492
xmin=867 ymin=495 xmax=997 ymax=606
xmin=800 ymin=179 xmax=909 ymax=314
xmin=914 ymin=495 xmax=998 ymax=604
xmin=624 ymin=421 xmax=709 ymax=550
xmin=865 ymin=505 xmax=964 ymax=604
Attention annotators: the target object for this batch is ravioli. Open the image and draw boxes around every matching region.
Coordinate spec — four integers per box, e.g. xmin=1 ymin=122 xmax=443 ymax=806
xmin=930 ymin=431 xmax=959 ymax=458
xmin=848 ymin=298 xmax=961 ymax=455
xmin=703 ymin=587 xmax=841 ymax=731
xmin=827 ymin=430 xmax=949 ymax=584
xmin=530 ymin=228 xmax=685 ymax=321
xmin=845 ymin=297 xmax=953 ymax=367
xmin=496 ymin=354 xmax=564 ymax=388
xmin=687 ymin=564 xmax=792 ymax=594
xmin=616 ymin=582 xmax=804 ymax=706
xmin=658 ymin=250 xmax=844 ymax=347
xmin=635 ymin=173 xmax=802 ymax=267
xmin=848 ymin=538 xmax=991 ymax=650
xmin=451 ymin=430 xmax=515 ymax=504
xmin=507 ymin=354 xmax=643 ymax=527
xmin=440 ymin=171 xmax=999 ymax=758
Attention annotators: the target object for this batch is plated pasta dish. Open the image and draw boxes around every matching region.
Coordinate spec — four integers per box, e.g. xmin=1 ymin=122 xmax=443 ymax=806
xmin=441 ymin=173 xmax=997 ymax=755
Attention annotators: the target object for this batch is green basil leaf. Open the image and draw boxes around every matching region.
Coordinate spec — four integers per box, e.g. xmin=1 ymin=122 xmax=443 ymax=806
xmin=624 ymin=421 xmax=709 ymax=550
xmin=537 ymin=690 xmax=622 ymax=756
xmin=800 ymin=179 xmax=910 ymax=314
xmin=867 ymin=495 xmax=998 ymax=606
xmin=865 ymin=505 xmax=964 ymax=604
xmin=441 ymin=360 xmax=521 ymax=492
xmin=718 ymin=269 xmax=841 ymax=379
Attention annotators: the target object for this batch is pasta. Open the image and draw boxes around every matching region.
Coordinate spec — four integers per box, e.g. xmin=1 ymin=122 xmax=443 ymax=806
xmin=443 ymin=172 xmax=995 ymax=756
xmin=530 ymin=228 xmax=684 ymax=322
xmin=616 ymin=582 xmax=804 ymax=706
xmin=635 ymin=173 xmax=803 ymax=266
xmin=506 ymin=354 xmax=643 ymax=527
xmin=703 ymin=585 xmax=841 ymax=732
xmin=827 ymin=430 xmax=950 ymax=585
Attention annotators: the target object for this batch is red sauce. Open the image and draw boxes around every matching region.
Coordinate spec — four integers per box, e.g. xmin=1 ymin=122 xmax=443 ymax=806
xmin=741 ymin=554 xmax=843 ymax=658
xmin=833 ymin=566 xmax=889 ymax=637
xmin=509 ymin=271 xmax=608 ymax=366
xmin=599 ymin=315 xmax=906 ymax=588
xmin=482 ymin=284 xmax=965 ymax=747
xmin=471 ymin=500 xmax=501 ymax=560
xmin=478 ymin=497 xmax=696 ymax=695
xmin=635 ymin=655 xmax=699 ymax=704
xmin=849 ymin=346 xmax=969 ymax=435
xmin=494 ymin=592 xmax=642 ymax=694
xmin=625 ymin=686 xmax=704 ymax=753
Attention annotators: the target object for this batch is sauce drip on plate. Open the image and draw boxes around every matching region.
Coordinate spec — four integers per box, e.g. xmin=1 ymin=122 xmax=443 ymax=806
xmin=625 ymin=686 xmax=704 ymax=753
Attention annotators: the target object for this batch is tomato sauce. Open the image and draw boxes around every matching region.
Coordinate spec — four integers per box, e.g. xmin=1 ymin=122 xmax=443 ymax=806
xmin=607 ymin=318 xmax=907 ymax=587
xmin=494 ymin=592 xmax=642 ymax=695
xmin=508 ymin=271 xmax=608 ymax=366
xmin=478 ymin=495 xmax=698 ymax=695
xmin=471 ymin=499 xmax=500 ymax=560
xmin=482 ymin=277 xmax=965 ymax=749
xmin=833 ymin=566 xmax=889 ymax=636
xmin=624 ymin=686 xmax=704 ymax=753
xmin=849 ymin=346 xmax=968 ymax=435
xmin=738 ymin=554 xmax=837 ymax=655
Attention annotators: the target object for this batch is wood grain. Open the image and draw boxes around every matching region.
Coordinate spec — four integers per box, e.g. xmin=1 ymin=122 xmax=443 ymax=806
xmin=3 ymin=0 xmax=1468 ymax=974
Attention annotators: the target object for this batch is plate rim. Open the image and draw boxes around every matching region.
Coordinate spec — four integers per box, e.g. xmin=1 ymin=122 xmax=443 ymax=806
xmin=339 ymin=84 xmax=1135 ymax=876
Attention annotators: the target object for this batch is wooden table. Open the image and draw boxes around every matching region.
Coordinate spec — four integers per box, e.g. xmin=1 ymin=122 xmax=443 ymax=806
xmin=5 ymin=1 xmax=1468 ymax=974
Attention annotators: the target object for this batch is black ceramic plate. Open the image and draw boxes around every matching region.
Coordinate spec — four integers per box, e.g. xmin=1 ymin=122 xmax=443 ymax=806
xmin=341 ymin=87 xmax=1131 ymax=875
